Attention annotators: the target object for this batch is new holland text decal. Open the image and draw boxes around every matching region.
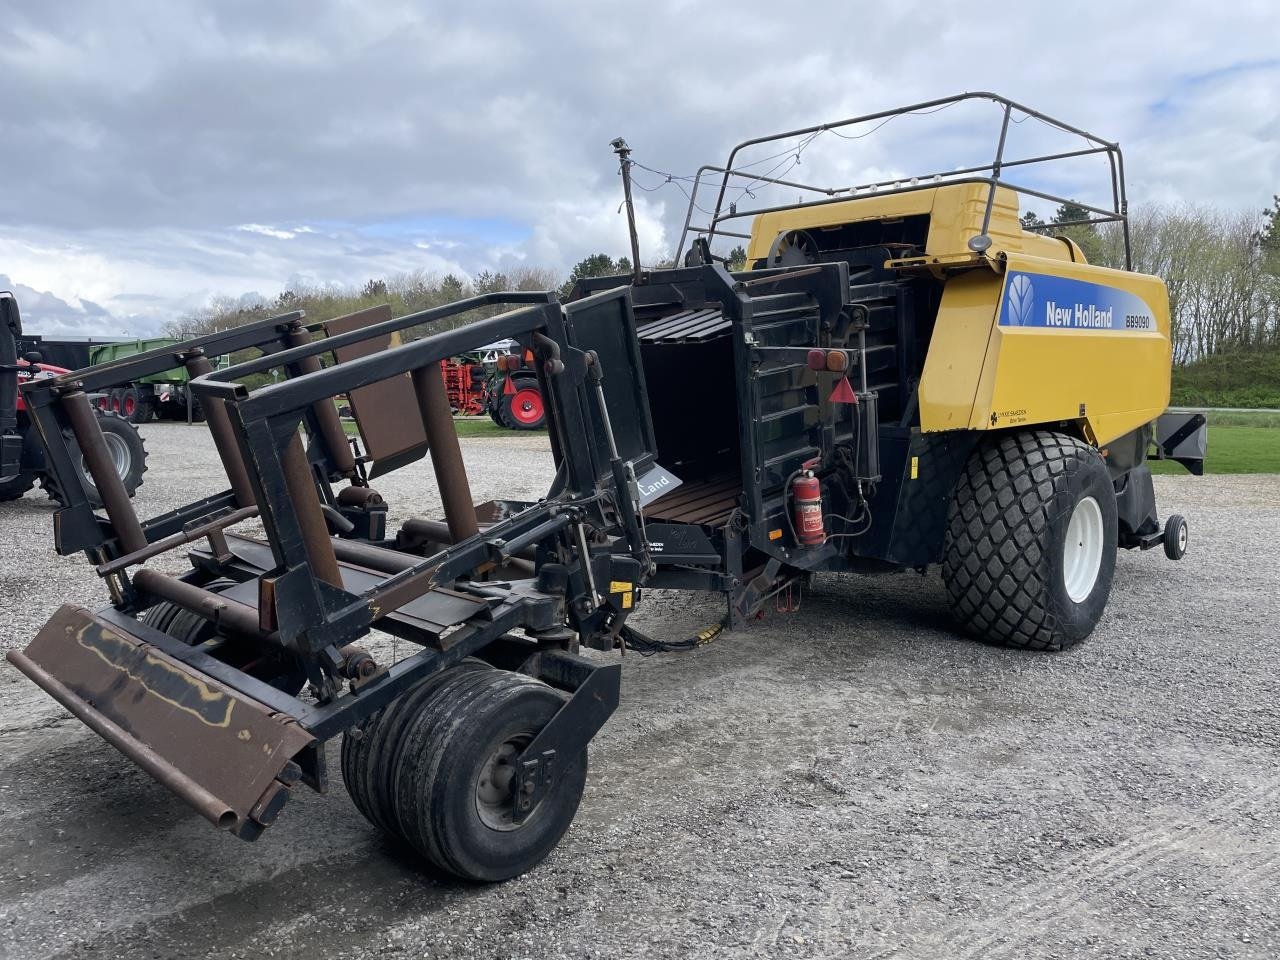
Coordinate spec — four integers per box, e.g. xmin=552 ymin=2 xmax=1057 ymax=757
xmin=1000 ymin=271 xmax=1155 ymax=331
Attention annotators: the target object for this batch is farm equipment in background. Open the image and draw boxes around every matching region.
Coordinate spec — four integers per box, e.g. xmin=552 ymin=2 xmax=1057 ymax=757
xmin=87 ymin=337 xmax=212 ymax=423
xmin=7 ymin=93 xmax=1206 ymax=884
xmin=17 ymin=334 xmax=215 ymax=423
xmin=485 ymin=346 xmax=546 ymax=430
xmin=1 ymin=292 xmax=147 ymax=505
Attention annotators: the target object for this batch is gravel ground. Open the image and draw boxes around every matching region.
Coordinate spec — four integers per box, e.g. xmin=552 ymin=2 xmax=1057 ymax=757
xmin=0 ymin=422 xmax=1277 ymax=959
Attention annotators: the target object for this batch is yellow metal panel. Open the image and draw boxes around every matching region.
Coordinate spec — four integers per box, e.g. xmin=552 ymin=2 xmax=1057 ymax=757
xmin=976 ymin=254 xmax=1170 ymax=445
xmin=918 ymin=270 xmax=1003 ymax=430
xmin=745 ymin=183 xmax=1079 ymax=265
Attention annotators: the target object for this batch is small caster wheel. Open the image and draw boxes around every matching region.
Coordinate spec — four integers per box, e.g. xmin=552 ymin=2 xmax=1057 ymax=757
xmin=1163 ymin=514 xmax=1188 ymax=560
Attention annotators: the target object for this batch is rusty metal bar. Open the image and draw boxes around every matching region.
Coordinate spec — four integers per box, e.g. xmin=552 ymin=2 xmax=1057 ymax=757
xmin=280 ymin=432 xmax=343 ymax=588
xmin=185 ymin=352 xmax=256 ymax=507
xmin=133 ymin=568 xmax=272 ymax=640
xmin=6 ymin=647 xmax=238 ymax=829
xmin=410 ymin=364 xmax=480 ymax=544
xmin=96 ymin=505 xmax=259 ymax=577
xmin=283 ymin=324 xmax=356 ymax=477
xmin=61 ymin=390 xmax=147 ymax=553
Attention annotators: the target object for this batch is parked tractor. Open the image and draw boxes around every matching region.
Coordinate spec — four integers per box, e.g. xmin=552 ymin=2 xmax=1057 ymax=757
xmin=8 ymin=94 xmax=1204 ymax=883
xmin=0 ymin=292 xmax=147 ymax=505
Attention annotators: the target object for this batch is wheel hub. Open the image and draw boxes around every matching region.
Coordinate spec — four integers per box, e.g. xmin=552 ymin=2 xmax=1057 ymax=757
xmin=1063 ymin=495 xmax=1104 ymax=603
xmin=475 ymin=736 xmax=531 ymax=831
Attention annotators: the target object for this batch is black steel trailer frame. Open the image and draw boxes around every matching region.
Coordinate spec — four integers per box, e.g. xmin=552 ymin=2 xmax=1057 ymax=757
xmin=11 ymin=287 xmax=660 ymax=845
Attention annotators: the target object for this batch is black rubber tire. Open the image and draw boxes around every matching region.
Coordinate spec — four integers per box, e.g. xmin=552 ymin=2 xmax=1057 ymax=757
xmin=41 ymin=410 xmax=148 ymax=508
xmin=1163 ymin=514 xmax=1188 ymax=560
xmin=486 ymin=394 xmax=505 ymax=426
xmin=340 ymin=659 xmax=491 ymax=840
xmin=108 ymin=388 xmax=126 ymax=415
xmin=128 ymin=389 xmax=155 ymax=424
xmin=140 ymin=581 xmax=308 ymax=695
xmin=498 ymin=377 xmax=545 ymax=431
xmin=0 ymin=471 xmax=36 ymax=501
xmin=942 ymin=430 xmax=1118 ymax=651
xmin=392 ymin=668 xmax=587 ymax=882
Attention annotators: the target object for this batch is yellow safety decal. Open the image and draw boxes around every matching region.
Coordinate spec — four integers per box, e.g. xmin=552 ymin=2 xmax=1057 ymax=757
xmin=609 ymin=580 xmax=632 ymax=594
xmin=910 ymin=456 xmax=919 ymax=480
xmin=768 ymin=528 xmax=783 ymax=541
xmin=621 ymin=591 xmax=633 ymax=609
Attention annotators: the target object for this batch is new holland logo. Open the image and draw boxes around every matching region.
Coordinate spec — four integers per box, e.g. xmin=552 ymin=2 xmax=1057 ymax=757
xmin=1005 ymin=273 xmax=1034 ymax=326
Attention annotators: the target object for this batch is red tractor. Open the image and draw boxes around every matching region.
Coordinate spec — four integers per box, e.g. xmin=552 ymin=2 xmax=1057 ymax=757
xmin=1 ymin=292 xmax=147 ymax=505
xmin=438 ymin=344 xmax=546 ymax=430
xmin=484 ymin=347 xmax=545 ymax=430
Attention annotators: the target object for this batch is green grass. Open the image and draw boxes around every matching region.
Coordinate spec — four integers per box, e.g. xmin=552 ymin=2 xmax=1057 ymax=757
xmin=1149 ymin=424 xmax=1280 ymax=475
xmin=342 ymin=417 xmax=537 ymax=439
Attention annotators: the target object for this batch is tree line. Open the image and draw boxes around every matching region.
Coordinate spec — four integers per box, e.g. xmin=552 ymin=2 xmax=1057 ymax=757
xmin=1027 ymin=199 xmax=1280 ymax=365
xmin=173 ymin=200 xmax=1280 ymax=370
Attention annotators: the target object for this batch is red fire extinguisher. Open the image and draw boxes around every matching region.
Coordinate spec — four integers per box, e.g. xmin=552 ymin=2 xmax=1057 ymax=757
xmin=792 ymin=470 xmax=826 ymax=546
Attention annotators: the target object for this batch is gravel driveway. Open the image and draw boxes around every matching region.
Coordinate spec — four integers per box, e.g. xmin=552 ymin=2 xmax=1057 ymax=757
xmin=0 ymin=423 xmax=1276 ymax=959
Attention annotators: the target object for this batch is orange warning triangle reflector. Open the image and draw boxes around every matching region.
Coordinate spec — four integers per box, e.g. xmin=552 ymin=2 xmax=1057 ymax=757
xmin=502 ymin=374 xmax=516 ymax=396
xmin=828 ymin=377 xmax=858 ymax=404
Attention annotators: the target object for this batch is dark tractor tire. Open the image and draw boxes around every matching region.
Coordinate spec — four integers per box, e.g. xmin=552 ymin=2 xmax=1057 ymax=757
xmin=140 ymin=580 xmax=308 ymax=695
xmin=120 ymin=387 xmax=139 ymax=422
xmin=486 ymin=394 xmax=505 ymax=426
xmin=109 ymin=388 xmax=125 ymax=415
xmin=189 ymin=397 xmax=207 ymax=423
xmin=0 ymin=471 xmax=36 ymax=501
xmin=499 ymin=379 xmax=545 ymax=430
xmin=391 ymin=667 xmax=587 ymax=882
xmin=41 ymin=410 xmax=148 ymax=508
xmin=1163 ymin=514 xmax=1189 ymax=560
xmin=341 ymin=660 xmax=492 ymax=839
xmin=124 ymin=387 xmax=155 ymax=424
xmin=942 ymin=430 xmax=1119 ymax=652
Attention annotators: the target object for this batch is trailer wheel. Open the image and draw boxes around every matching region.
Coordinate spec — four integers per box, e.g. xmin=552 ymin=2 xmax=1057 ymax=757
xmin=1163 ymin=514 xmax=1188 ymax=560
xmin=0 ymin=471 xmax=36 ymax=501
xmin=41 ymin=411 xmax=148 ymax=508
xmin=942 ymin=430 xmax=1118 ymax=651
xmin=340 ymin=659 xmax=491 ymax=838
xmin=392 ymin=667 xmax=587 ymax=882
xmin=140 ymin=581 xmax=308 ymax=695
xmin=124 ymin=387 xmax=155 ymax=424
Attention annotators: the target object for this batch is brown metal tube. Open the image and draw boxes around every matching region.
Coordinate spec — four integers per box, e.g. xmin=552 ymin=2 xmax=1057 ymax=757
xmin=279 ymin=433 xmax=343 ymax=588
xmin=62 ymin=390 xmax=147 ymax=553
xmin=6 ymin=648 xmax=237 ymax=829
xmin=97 ymin=505 xmax=258 ymax=576
xmin=410 ymin=364 xmax=479 ymax=544
xmin=185 ymin=352 xmax=256 ymax=507
xmin=133 ymin=568 xmax=270 ymax=640
xmin=284 ymin=325 xmax=356 ymax=477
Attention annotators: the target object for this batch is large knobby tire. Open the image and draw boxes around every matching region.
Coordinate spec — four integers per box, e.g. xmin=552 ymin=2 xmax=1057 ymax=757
xmin=140 ymin=581 xmax=307 ymax=695
xmin=366 ymin=666 xmax=586 ymax=882
xmin=0 ymin=471 xmax=36 ymax=501
xmin=42 ymin=410 xmax=148 ymax=508
xmin=942 ymin=430 xmax=1118 ymax=651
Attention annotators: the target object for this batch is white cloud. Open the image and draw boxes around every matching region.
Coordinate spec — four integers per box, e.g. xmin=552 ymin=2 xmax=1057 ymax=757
xmin=236 ymin=223 xmax=299 ymax=240
xmin=0 ymin=1 xmax=1276 ymax=335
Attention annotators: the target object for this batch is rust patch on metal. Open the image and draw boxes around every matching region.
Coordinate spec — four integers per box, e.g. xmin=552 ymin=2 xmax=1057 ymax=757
xmin=8 ymin=604 xmax=314 ymax=837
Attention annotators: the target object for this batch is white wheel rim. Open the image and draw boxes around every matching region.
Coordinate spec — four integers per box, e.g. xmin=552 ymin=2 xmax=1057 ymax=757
xmin=1177 ymin=523 xmax=1188 ymax=553
xmin=1063 ymin=495 xmax=1104 ymax=603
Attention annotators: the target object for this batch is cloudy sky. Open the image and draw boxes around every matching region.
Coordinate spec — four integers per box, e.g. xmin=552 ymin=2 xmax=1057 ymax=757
xmin=1 ymin=0 xmax=1277 ymax=336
